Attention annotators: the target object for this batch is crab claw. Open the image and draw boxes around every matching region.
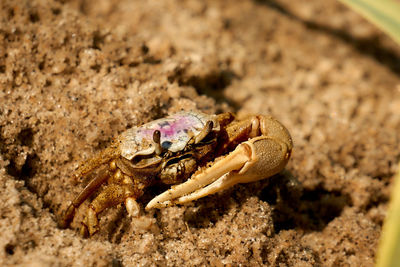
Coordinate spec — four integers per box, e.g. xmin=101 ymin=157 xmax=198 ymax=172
xmin=146 ymin=116 xmax=292 ymax=209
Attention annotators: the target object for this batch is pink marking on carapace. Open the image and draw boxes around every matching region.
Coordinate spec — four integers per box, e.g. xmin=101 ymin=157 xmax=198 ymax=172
xmin=139 ymin=115 xmax=202 ymax=141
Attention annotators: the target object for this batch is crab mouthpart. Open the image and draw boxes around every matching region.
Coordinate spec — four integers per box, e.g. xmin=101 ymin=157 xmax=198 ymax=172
xmin=145 ymin=136 xmax=291 ymax=209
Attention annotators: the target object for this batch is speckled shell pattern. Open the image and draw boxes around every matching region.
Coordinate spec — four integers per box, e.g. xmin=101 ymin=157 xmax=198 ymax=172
xmin=118 ymin=111 xmax=220 ymax=160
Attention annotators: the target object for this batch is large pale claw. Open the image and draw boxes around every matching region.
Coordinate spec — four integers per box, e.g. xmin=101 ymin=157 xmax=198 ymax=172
xmin=145 ymin=135 xmax=292 ymax=210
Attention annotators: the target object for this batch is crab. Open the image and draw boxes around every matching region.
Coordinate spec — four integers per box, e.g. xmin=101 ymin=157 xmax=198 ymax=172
xmin=59 ymin=111 xmax=292 ymax=236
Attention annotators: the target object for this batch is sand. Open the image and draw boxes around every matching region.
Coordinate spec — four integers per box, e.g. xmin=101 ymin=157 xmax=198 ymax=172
xmin=1 ymin=0 xmax=399 ymax=266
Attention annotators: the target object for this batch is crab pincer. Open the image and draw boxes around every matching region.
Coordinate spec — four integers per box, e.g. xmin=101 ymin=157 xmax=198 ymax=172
xmin=146 ymin=115 xmax=293 ymax=209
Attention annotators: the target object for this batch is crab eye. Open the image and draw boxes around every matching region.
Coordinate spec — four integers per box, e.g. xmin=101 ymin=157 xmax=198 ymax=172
xmin=201 ymin=121 xmax=215 ymax=141
xmin=153 ymin=130 xmax=162 ymax=155
xmin=153 ymin=130 xmax=161 ymax=143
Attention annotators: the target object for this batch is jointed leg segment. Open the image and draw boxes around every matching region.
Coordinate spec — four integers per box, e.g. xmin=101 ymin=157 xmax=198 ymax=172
xmin=60 ymin=160 xmax=142 ymax=237
xmin=59 ymin=164 xmax=111 ymax=229
xmin=80 ymin=183 xmax=137 ymax=236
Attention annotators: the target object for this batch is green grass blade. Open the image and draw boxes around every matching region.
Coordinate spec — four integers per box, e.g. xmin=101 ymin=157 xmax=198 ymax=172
xmin=335 ymin=1 xmax=400 ymax=265
xmin=376 ymin=163 xmax=400 ymax=267
xmin=337 ymin=0 xmax=400 ymax=45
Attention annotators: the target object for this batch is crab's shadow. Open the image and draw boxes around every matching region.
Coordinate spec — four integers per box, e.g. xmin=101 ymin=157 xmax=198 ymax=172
xmin=259 ymin=171 xmax=350 ymax=233
xmin=181 ymin=170 xmax=350 ymax=233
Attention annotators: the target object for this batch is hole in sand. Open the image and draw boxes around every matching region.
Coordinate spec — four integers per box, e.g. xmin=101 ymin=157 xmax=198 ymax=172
xmin=4 ymin=244 xmax=15 ymax=255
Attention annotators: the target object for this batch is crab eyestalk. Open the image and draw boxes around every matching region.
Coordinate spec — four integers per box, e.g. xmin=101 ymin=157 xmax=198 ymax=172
xmin=153 ymin=130 xmax=162 ymax=155
xmin=194 ymin=120 xmax=214 ymax=143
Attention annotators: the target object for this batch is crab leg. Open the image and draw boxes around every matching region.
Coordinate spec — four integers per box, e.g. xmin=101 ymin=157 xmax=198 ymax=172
xmin=80 ymin=183 xmax=138 ymax=236
xmin=59 ymin=165 xmax=111 ymax=229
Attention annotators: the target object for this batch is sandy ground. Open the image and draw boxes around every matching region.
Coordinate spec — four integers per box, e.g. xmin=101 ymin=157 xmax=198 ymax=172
xmin=1 ymin=0 xmax=400 ymax=266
